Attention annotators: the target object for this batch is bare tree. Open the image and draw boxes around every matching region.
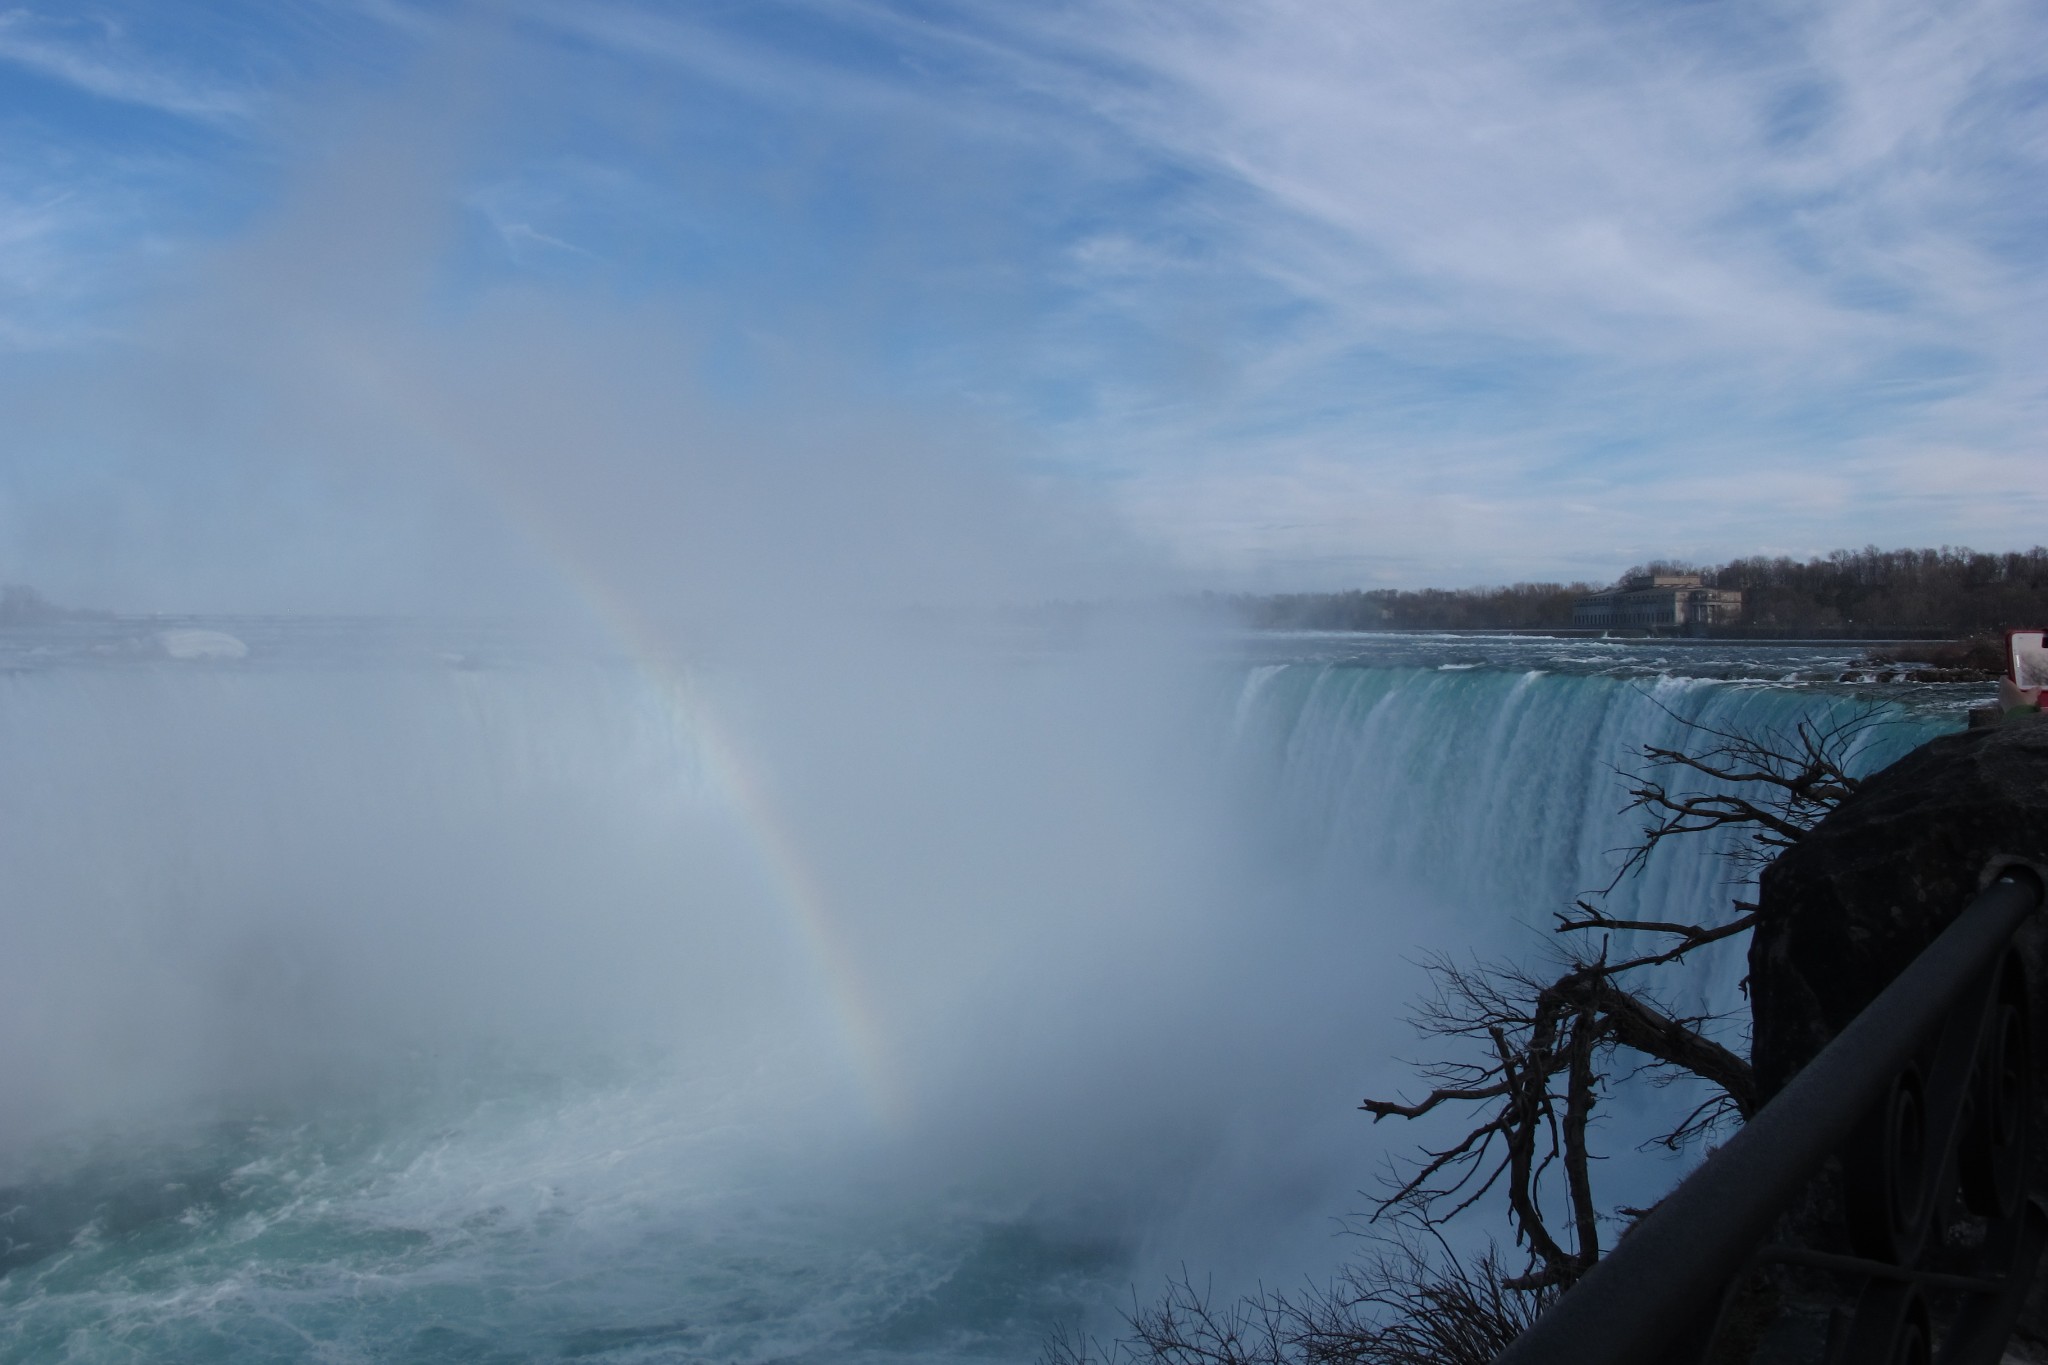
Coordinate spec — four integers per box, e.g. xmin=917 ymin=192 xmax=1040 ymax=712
xmin=1600 ymin=704 xmax=1876 ymax=886
xmin=1359 ymin=952 xmax=1754 ymax=1291
xmin=1042 ymin=1231 xmax=1557 ymax=1365
xmin=1048 ymin=701 xmax=1897 ymax=1364
xmin=1357 ymin=703 xmax=1881 ymax=1290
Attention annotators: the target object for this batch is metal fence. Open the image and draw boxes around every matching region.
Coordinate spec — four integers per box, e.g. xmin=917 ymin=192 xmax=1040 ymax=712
xmin=1495 ymin=868 xmax=2046 ymax=1365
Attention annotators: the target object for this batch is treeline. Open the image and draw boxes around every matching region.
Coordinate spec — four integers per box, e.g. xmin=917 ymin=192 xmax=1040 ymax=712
xmin=1220 ymin=582 xmax=1595 ymax=631
xmin=1222 ymin=546 xmax=2048 ymax=634
xmin=1711 ymin=546 xmax=2048 ymax=633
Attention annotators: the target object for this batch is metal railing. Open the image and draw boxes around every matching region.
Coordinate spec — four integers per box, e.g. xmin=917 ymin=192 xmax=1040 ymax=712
xmin=1495 ymin=867 xmax=2046 ymax=1365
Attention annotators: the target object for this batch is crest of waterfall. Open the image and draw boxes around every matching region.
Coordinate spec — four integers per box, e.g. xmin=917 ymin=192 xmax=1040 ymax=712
xmin=1225 ymin=660 xmax=1949 ymax=1019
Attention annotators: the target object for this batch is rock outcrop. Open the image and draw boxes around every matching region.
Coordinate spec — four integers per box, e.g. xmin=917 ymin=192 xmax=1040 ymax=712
xmin=1751 ymin=716 xmax=2048 ymax=1105
xmin=1746 ymin=717 xmax=2048 ymax=1352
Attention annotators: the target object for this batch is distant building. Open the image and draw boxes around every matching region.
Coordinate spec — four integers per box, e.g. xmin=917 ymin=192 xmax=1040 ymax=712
xmin=1572 ymin=574 xmax=1743 ymax=631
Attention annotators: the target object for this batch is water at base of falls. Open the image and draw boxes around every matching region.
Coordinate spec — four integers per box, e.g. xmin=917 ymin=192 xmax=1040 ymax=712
xmin=0 ymin=621 xmax=1973 ymax=1362
xmin=0 ymin=1065 xmax=1121 ymax=1362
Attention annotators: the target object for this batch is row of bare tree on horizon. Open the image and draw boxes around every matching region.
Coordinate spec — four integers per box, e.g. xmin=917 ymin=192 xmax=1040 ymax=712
xmin=1222 ymin=545 xmax=2048 ymax=637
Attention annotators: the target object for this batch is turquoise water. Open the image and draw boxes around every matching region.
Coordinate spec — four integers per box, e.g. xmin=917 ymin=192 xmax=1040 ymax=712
xmin=0 ymin=623 xmax=1971 ymax=1362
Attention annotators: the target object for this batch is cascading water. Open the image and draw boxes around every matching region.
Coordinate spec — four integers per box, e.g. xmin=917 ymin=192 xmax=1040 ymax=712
xmin=1232 ymin=652 xmax=1947 ymax=1004
xmin=0 ymin=623 xmax=1969 ymax=1362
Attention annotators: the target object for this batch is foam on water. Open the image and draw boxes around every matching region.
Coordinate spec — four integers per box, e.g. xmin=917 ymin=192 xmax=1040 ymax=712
xmin=0 ymin=1065 xmax=1119 ymax=1362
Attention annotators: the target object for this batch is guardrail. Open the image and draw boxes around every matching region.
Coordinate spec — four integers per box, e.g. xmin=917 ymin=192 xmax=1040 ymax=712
xmin=1495 ymin=867 xmax=2046 ymax=1365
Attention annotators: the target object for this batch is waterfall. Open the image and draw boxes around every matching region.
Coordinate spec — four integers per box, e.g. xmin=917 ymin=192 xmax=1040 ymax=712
xmin=0 ymin=629 xmax=1965 ymax=1362
xmin=1229 ymin=661 xmax=1946 ymax=929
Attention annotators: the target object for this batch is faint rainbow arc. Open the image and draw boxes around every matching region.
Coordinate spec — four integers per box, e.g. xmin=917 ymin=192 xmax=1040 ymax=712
xmin=534 ymin=548 xmax=904 ymax=1127
xmin=337 ymin=352 xmax=901 ymax=1123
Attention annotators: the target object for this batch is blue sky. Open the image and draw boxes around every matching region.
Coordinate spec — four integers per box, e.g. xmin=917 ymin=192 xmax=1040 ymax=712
xmin=1 ymin=0 xmax=2045 ymax=607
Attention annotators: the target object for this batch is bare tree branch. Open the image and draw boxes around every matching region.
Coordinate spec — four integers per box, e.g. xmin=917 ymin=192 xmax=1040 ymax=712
xmin=1349 ymin=701 xmax=1870 ymax=1293
xmin=1041 ymin=1231 xmax=1560 ymax=1365
xmin=1599 ymin=700 xmax=1881 ymax=887
xmin=1062 ymin=697 xmax=1888 ymax=1363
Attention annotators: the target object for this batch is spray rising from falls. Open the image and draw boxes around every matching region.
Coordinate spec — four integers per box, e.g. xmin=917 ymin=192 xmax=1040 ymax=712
xmin=0 ymin=630 xmax=1959 ymax=1361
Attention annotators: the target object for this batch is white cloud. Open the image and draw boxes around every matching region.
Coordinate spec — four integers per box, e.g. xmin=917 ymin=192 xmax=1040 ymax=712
xmin=5 ymin=0 xmax=2046 ymax=586
xmin=920 ymin=0 xmax=2048 ymax=576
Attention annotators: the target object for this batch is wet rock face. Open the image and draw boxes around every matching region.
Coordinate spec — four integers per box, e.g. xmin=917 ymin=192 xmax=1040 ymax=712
xmin=1750 ymin=718 xmax=2048 ymax=1105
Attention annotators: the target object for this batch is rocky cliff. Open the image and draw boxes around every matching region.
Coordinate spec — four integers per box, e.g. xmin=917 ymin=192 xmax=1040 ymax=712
xmin=1747 ymin=716 xmax=2048 ymax=1353
xmin=1751 ymin=716 xmax=2048 ymax=1105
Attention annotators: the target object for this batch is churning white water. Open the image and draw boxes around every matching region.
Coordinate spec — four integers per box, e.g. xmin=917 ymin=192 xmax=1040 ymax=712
xmin=0 ymin=621 xmax=1964 ymax=1362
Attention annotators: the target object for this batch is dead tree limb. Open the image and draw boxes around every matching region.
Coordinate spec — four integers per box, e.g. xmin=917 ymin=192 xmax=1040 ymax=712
xmin=1359 ymin=699 xmax=1874 ymax=1290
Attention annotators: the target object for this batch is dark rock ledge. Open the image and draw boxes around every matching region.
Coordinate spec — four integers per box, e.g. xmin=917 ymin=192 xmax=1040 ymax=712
xmin=1752 ymin=717 xmax=2048 ymax=1105
xmin=1748 ymin=716 xmax=2048 ymax=1354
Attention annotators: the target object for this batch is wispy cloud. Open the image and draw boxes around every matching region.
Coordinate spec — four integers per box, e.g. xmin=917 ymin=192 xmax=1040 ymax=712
xmin=0 ymin=150 xmax=168 ymax=349
xmin=1 ymin=0 xmax=2043 ymax=588
xmin=0 ymin=8 xmax=257 ymax=123
xmin=871 ymin=0 xmax=2048 ymax=578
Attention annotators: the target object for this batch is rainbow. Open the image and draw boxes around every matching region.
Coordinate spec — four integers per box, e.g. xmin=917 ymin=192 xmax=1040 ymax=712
xmin=340 ymin=354 xmax=902 ymax=1125
xmin=548 ymin=561 xmax=905 ymax=1128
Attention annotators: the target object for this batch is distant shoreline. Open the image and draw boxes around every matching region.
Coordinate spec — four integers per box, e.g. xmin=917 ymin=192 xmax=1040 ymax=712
xmin=1246 ymin=626 xmax=1967 ymax=644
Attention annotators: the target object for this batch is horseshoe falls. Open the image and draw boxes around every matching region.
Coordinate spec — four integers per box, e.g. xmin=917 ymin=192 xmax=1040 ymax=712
xmin=0 ymin=624 xmax=1965 ymax=1363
